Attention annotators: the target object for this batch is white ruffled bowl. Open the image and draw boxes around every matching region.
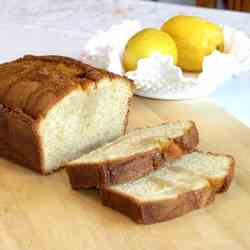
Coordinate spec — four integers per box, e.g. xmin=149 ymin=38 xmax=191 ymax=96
xmin=80 ymin=20 xmax=250 ymax=100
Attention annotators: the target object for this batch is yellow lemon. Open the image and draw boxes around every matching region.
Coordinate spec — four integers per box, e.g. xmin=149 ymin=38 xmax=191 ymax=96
xmin=161 ymin=15 xmax=224 ymax=72
xmin=122 ymin=28 xmax=177 ymax=72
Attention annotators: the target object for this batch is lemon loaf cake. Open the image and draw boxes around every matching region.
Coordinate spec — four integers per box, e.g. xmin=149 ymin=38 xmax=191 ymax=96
xmin=0 ymin=55 xmax=133 ymax=174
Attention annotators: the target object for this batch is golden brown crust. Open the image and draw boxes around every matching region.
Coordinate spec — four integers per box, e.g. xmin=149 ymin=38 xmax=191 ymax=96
xmin=0 ymin=104 xmax=44 ymax=172
xmin=173 ymin=121 xmax=199 ymax=153
xmin=66 ymin=122 xmax=199 ymax=189
xmin=67 ymin=149 xmax=162 ymax=189
xmin=0 ymin=55 xmax=133 ymax=119
xmin=217 ymin=156 xmax=235 ymax=192
xmin=0 ymin=55 xmax=133 ymax=173
xmin=123 ymin=96 xmax=133 ymax=134
xmin=101 ymin=184 xmax=215 ymax=224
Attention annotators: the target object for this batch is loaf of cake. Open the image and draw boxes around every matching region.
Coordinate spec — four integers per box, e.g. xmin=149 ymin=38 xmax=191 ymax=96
xmin=66 ymin=121 xmax=199 ymax=189
xmin=0 ymin=55 xmax=134 ymax=174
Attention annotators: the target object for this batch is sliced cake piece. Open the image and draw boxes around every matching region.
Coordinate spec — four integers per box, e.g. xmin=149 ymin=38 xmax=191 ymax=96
xmin=66 ymin=121 xmax=199 ymax=189
xmin=170 ymin=151 xmax=235 ymax=193
xmin=101 ymin=151 xmax=234 ymax=224
xmin=102 ymin=167 xmax=215 ymax=224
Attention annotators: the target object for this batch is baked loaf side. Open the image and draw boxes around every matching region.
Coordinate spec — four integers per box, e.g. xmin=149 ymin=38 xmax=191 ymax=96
xmin=66 ymin=121 xmax=199 ymax=188
xmin=0 ymin=55 xmax=133 ymax=173
xmin=101 ymin=151 xmax=234 ymax=224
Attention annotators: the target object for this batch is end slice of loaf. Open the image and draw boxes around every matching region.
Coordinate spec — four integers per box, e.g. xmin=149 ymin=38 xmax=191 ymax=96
xmin=101 ymin=151 xmax=234 ymax=224
xmin=66 ymin=121 xmax=199 ymax=188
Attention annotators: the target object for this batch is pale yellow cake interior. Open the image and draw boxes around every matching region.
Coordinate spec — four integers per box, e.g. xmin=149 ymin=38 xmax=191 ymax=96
xmin=109 ymin=152 xmax=231 ymax=202
xmin=39 ymin=78 xmax=132 ymax=173
xmin=71 ymin=121 xmax=193 ymax=164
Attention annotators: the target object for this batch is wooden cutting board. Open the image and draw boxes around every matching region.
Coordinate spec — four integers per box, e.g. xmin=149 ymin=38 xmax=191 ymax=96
xmin=1 ymin=97 xmax=250 ymax=250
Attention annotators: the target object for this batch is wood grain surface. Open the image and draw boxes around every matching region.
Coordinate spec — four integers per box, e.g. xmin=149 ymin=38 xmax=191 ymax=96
xmin=0 ymin=97 xmax=250 ymax=250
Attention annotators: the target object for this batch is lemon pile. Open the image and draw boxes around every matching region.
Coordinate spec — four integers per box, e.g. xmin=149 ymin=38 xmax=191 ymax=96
xmin=122 ymin=15 xmax=224 ymax=73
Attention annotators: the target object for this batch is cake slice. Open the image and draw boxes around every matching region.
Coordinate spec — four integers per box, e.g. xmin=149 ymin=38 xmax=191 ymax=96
xmin=0 ymin=55 xmax=133 ymax=174
xmin=101 ymin=152 xmax=235 ymax=224
xmin=102 ymin=167 xmax=215 ymax=224
xmin=66 ymin=121 xmax=199 ymax=188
